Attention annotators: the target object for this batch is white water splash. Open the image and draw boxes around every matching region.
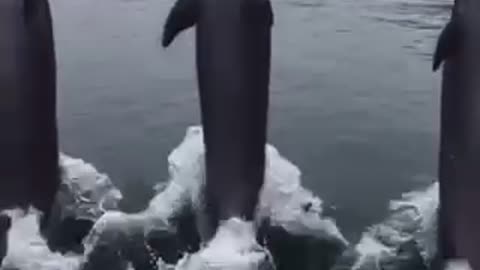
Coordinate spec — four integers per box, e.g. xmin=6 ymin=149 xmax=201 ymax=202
xmin=57 ymin=154 xmax=123 ymax=221
xmin=2 ymin=209 xmax=81 ymax=270
xmin=1 ymin=126 xmax=442 ymax=270
xmin=445 ymin=260 xmax=473 ymax=270
xmin=157 ymin=126 xmax=349 ymax=245
xmin=84 ymin=126 xmax=348 ymax=269
xmin=175 ymin=218 xmax=273 ymax=270
xmin=349 ymin=182 xmax=439 ymax=270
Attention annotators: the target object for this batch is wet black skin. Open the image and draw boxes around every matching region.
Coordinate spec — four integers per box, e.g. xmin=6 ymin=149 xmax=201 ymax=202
xmin=433 ymin=1 xmax=480 ymax=269
xmin=162 ymin=0 xmax=274 ymax=238
xmin=0 ymin=0 xmax=60 ymax=263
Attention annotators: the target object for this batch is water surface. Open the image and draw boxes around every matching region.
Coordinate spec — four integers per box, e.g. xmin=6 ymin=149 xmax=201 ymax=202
xmin=51 ymin=0 xmax=452 ymax=240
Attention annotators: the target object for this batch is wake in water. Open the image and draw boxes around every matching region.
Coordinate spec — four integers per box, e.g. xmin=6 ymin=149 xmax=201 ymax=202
xmin=1 ymin=126 xmax=442 ymax=270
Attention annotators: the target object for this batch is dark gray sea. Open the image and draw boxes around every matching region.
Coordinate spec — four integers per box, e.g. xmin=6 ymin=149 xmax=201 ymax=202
xmin=51 ymin=0 xmax=452 ymax=241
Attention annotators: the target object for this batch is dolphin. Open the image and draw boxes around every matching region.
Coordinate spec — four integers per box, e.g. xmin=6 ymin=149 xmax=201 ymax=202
xmin=161 ymin=0 xmax=274 ymax=239
xmin=432 ymin=1 xmax=480 ymax=269
xmin=0 ymin=0 xmax=60 ymax=263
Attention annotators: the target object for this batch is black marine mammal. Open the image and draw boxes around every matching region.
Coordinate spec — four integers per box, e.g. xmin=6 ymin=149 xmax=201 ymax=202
xmin=0 ymin=0 xmax=59 ymax=264
xmin=433 ymin=0 xmax=480 ymax=269
xmin=162 ymin=0 xmax=274 ymax=237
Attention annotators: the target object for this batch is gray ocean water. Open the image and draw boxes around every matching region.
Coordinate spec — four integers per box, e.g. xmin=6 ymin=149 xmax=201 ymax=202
xmin=51 ymin=0 xmax=451 ymax=241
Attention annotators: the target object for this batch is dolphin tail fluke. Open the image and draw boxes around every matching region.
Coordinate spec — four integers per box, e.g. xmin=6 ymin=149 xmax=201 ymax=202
xmin=162 ymin=0 xmax=198 ymax=48
xmin=433 ymin=20 xmax=461 ymax=72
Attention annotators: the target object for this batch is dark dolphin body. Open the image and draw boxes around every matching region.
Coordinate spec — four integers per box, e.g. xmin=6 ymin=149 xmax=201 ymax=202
xmin=433 ymin=1 xmax=480 ymax=269
xmin=0 ymin=0 xmax=59 ymax=263
xmin=162 ymin=0 xmax=274 ymax=237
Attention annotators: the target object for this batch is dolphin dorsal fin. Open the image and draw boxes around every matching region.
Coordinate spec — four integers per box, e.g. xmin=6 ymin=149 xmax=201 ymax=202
xmin=162 ymin=0 xmax=199 ymax=48
xmin=433 ymin=20 xmax=461 ymax=72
